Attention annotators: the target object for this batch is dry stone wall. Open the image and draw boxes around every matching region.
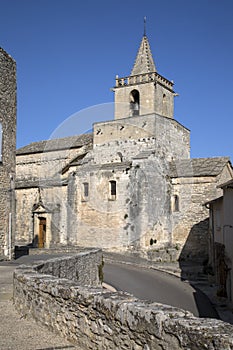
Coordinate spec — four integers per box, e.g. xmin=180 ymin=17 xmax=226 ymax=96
xmin=14 ymin=251 xmax=233 ymax=350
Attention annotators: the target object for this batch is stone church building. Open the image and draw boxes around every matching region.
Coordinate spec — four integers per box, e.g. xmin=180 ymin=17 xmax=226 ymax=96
xmin=1 ymin=34 xmax=233 ymax=261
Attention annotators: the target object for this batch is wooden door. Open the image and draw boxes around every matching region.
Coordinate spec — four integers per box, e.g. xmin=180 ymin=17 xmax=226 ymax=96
xmin=38 ymin=218 xmax=46 ymax=248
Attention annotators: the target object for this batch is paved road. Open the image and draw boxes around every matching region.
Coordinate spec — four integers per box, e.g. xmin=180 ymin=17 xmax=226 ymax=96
xmin=104 ymin=262 xmax=219 ymax=319
xmin=0 ymin=253 xmax=219 ymax=349
xmin=0 ymin=257 xmax=81 ymax=350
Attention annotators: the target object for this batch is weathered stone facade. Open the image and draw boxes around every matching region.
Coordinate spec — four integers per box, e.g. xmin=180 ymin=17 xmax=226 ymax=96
xmin=14 ymin=252 xmax=233 ymax=349
xmin=0 ymin=48 xmax=16 ymax=259
xmin=15 ymin=134 xmax=92 ymax=247
xmin=206 ymin=179 xmax=233 ymax=302
xmin=14 ymin=35 xmax=233 ymax=262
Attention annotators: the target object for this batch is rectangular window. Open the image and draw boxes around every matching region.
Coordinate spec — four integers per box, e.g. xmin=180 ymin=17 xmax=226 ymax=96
xmin=0 ymin=123 xmax=2 ymax=162
xmin=109 ymin=180 xmax=116 ymax=200
xmin=82 ymin=182 xmax=89 ymax=201
xmin=83 ymin=182 xmax=89 ymax=197
xmin=174 ymin=195 xmax=179 ymax=212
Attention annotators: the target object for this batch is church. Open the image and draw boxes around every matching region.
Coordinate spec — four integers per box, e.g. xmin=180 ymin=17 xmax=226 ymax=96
xmin=1 ymin=33 xmax=233 ymax=262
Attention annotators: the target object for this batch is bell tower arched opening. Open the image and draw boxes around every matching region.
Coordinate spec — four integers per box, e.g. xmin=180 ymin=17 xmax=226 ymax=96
xmin=113 ymin=35 xmax=175 ymax=120
xmin=130 ymin=89 xmax=140 ymax=116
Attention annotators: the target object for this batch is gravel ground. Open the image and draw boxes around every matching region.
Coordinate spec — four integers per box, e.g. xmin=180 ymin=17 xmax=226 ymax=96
xmin=0 ymin=264 xmax=81 ymax=350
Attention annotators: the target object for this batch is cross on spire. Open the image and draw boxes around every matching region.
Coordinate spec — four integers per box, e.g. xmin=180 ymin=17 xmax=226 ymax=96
xmin=144 ymin=16 xmax=147 ymax=37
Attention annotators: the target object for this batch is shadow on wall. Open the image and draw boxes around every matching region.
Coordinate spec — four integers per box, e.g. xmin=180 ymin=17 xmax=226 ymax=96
xmin=14 ymin=245 xmax=30 ymax=259
xmin=179 ymin=218 xmax=209 ymax=269
xmin=192 ymin=288 xmax=219 ymax=318
xmin=14 ymin=235 xmax=40 ymax=259
xmin=178 ymin=218 xmax=219 ymax=319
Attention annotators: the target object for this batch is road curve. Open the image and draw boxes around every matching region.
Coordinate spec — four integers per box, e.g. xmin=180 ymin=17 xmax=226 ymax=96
xmin=104 ymin=262 xmax=219 ymax=319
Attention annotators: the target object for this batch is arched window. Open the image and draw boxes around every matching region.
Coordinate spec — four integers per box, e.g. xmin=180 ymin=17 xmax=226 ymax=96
xmin=129 ymin=89 xmax=140 ymax=116
xmin=162 ymin=93 xmax=167 ymax=116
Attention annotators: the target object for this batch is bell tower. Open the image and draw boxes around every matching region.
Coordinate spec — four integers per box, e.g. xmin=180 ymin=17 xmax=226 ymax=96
xmin=114 ymin=32 xmax=175 ymax=120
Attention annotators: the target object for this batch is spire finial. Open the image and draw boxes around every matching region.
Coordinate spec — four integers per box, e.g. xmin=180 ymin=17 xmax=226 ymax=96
xmin=144 ymin=16 xmax=147 ymax=36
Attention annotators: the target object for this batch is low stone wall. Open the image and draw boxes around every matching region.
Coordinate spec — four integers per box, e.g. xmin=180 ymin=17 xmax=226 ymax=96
xmin=33 ymin=249 xmax=103 ymax=286
xmin=13 ymin=250 xmax=233 ymax=350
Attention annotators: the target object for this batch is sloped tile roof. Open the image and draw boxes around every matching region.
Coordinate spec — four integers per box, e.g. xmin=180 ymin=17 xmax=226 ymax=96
xmin=16 ymin=133 xmax=93 ymax=155
xmin=169 ymin=157 xmax=231 ymax=178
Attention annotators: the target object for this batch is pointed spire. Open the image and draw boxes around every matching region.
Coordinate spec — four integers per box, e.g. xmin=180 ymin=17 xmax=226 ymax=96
xmin=130 ymin=36 xmax=156 ymax=76
xmin=130 ymin=30 xmax=156 ymax=76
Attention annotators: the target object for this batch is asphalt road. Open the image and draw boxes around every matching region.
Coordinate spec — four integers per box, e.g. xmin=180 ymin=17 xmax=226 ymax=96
xmin=104 ymin=262 xmax=219 ymax=319
xmin=5 ymin=253 xmax=219 ymax=320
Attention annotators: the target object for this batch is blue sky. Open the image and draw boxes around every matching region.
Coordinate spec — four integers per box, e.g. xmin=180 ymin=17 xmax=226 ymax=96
xmin=0 ymin=0 xmax=233 ymax=161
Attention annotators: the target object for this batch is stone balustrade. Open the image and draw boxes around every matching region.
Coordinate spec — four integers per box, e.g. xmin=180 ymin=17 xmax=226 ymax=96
xmin=13 ymin=249 xmax=233 ymax=350
xmin=115 ymin=72 xmax=173 ymax=90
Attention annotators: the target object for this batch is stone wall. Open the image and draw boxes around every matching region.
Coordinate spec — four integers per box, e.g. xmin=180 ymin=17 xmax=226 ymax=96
xmin=16 ymin=146 xmax=87 ymax=181
xmin=15 ymin=185 xmax=68 ymax=247
xmin=34 ymin=248 xmax=103 ymax=286
xmin=171 ymin=165 xmax=233 ymax=262
xmin=15 ymin=140 xmax=93 ymax=247
xmin=0 ymin=48 xmax=17 ymax=259
xmin=71 ymin=163 xmax=131 ymax=249
xmin=67 ymin=113 xmax=190 ymax=251
xmin=93 ymin=113 xmax=190 ymax=162
xmin=114 ymin=78 xmax=174 ymax=120
xmin=14 ymin=252 xmax=233 ymax=349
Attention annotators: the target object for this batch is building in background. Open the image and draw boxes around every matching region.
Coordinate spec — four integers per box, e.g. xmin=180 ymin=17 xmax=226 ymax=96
xmin=14 ymin=34 xmax=233 ymax=263
xmin=206 ymin=179 xmax=233 ymax=301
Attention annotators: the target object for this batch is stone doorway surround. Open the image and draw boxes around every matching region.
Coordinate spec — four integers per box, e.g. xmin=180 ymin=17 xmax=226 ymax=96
xmin=32 ymin=203 xmax=52 ymax=249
